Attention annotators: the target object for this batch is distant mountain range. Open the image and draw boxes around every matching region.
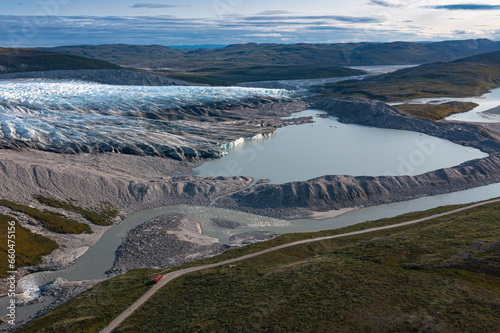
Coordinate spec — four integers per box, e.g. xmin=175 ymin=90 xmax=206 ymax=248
xmin=41 ymin=39 xmax=500 ymax=70
xmin=0 ymin=48 xmax=120 ymax=74
xmin=3 ymin=39 xmax=500 ymax=87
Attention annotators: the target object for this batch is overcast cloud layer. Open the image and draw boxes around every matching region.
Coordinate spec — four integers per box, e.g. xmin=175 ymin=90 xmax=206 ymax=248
xmin=1 ymin=0 xmax=499 ymax=47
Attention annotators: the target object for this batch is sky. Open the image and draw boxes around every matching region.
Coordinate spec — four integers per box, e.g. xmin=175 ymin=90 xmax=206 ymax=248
xmin=1 ymin=0 xmax=500 ymax=47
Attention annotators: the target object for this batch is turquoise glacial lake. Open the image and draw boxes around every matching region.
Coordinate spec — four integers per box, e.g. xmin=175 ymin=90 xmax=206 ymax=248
xmin=194 ymin=110 xmax=488 ymax=184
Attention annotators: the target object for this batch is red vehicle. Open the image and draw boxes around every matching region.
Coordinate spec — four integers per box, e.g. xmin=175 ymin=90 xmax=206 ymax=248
xmin=155 ymin=275 xmax=163 ymax=284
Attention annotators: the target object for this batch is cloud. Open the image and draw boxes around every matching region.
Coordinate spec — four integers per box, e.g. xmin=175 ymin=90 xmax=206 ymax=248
xmin=256 ymin=10 xmax=293 ymax=15
xmin=131 ymin=3 xmax=189 ymax=9
xmin=308 ymin=26 xmax=349 ymax=31
xmin=0 ymin=14 xmax=396 ymax=47
xmin=243 ymin=15 xmax=383 ymax=23
xmin=247 ymin=33 xmax=284 ymax=37
xmin=0 ymin=12 xmax=492 ymax=48
xmin=368 ymin=0 xmax=403 ymax=8
xmin=431 ymin=4 xmax=500 ymax=10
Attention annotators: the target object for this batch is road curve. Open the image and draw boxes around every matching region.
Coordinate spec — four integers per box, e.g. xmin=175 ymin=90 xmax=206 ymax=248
xmin=100 ymin=198 xmax=500 ymax=333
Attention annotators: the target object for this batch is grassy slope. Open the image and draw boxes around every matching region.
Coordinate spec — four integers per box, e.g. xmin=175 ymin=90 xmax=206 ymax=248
xmin=0 ymin=214 xmax=58 ymax=278
xmin=318 ymin=51 xmax=500 ymax=102
xmin=40 ymin=44 xmax=185 ymax=66
xmin=18 ymin=201 xmax=500 ymax=332
xmin=0 ymin=48 xmax=121 ymax=74
xmin=35 ymin=196 xmax=118 ymax=227
xmin=394 ymin=102 xmax=479 ymax=120
xmin=16 ymin=268 xmax=157 ymax=331
xmin=0 ymin=200 xmax=91 ymax=234
xmin=153 ymin=65 xmax=366 ymax=86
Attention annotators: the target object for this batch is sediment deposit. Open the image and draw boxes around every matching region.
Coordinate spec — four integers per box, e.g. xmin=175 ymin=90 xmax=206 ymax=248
xmin=111 ymin=214 xmax=225 ymax=273
xmin=0 ymin=149 xmax=253 ymax=214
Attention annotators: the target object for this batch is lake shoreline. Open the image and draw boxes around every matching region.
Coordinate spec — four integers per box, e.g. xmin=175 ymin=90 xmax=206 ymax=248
xmin=214 ymin=97 xmax=500 ymax=218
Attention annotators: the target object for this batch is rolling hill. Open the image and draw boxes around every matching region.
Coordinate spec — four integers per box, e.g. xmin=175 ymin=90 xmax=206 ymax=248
xmin=38 ymin=39 xmax=500 ymax=86
xmin=43 ymin=39 xmax=500 ymax=70
xmin=40 ymin=44 xmax=182 ymax=68
xmin=0 ymin=46 xmax=365 ymax=85
xmin=318 ymin=50 xmax=500 ymax=103
xmin=151 ymin=65 xmax=366 ymax=86
xmin=0 ymin=48 xmax=121 ymax=74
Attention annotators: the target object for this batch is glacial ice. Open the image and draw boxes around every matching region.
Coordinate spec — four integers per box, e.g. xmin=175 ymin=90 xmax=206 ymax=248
xmin=0 ymin=80 xmax=293 ymax=156
xmin=219 ymin=132 xmax=275 ymax=150
xmin=17 ymin=276 xmax=41 ymax=301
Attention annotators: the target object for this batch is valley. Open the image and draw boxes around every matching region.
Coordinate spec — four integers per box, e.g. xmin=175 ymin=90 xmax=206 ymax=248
xmin=0 ymin=40 xmax=499 ymax=332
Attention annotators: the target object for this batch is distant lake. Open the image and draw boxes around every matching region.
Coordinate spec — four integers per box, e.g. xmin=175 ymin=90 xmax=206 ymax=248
xmin=194 ymin=110 xmax=488 ymax=184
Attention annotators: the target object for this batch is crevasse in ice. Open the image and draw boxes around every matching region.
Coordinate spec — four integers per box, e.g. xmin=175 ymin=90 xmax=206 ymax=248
xmin=0 ymin=80 xmax=293 ymax=150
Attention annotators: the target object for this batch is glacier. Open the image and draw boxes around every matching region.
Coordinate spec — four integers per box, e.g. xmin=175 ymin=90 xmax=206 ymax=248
xmin=219 ymin=132 xmax=276 ymax=150
xmin=0 ymin=79 xmax=294 ymax=159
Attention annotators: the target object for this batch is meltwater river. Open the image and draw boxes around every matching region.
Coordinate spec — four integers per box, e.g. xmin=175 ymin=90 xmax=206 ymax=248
xmin=3 ymin=75 xmax=500 ymax=326
xmin=7 ymin=181 xmax=500 ymax=325
xmin=13 ymin=108 xmax=490 ymax=289
xmin=3 ymin=178 xmax=500 ymax=327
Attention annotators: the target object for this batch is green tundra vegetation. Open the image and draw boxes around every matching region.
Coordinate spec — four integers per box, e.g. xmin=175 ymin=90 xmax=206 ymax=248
xmin=0 ymin=213 xmax=58 ymax=278
xmin=35 ymin=195 xmax=118 ymax=226
xmin=40 ymin=40 xmax=500 ymax=86
xmin=44 ymin=39 xmax=500 ymax=69
xmin=318 ymin=51 xmax=500 ymax=102
xmin=0 ymin=199 xmax=91 ymax=234
xmin=18 ymin=200 xmax=500 ymax=333
xmin=0 ymin=48 xmax=120 ymax=74
xmin=150 ymin=65 xmax=365 ymax=86
xmin=16 ymin=268 xmax=157 ymax=331
xmin=394 ymin=102 xmax=479 ymax=120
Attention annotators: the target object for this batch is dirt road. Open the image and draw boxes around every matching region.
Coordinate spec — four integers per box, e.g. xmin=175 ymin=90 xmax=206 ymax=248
xmin=100 ymin=198 xmax=500 ymax=333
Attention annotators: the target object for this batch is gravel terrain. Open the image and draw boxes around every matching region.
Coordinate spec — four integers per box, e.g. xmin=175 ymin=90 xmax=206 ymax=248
xmin=111 ymin=214 xmax=226 ymax=273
